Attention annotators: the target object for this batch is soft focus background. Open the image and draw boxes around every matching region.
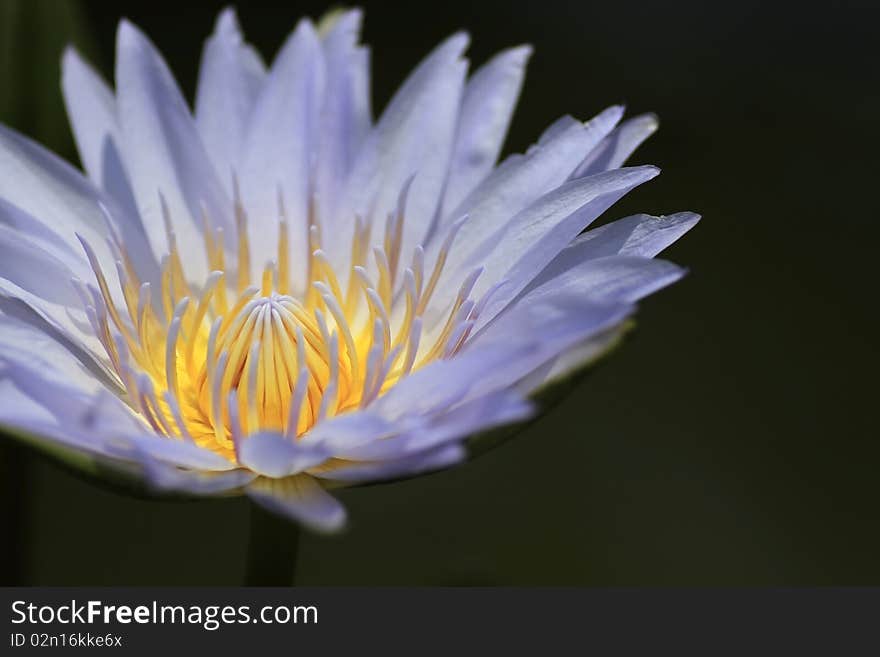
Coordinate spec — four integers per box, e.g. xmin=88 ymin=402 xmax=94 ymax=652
xmin=1 ymin=0 xmax=878 ymax=584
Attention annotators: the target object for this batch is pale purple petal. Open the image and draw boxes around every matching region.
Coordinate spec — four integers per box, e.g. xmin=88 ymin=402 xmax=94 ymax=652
xmin=441 ymin=45 xmax=531 ymax=212
xmin=238 ymin=431 xmax=331 ymax=478
xmin=328 ymin=33 xmax=469 ymax=275
xmin=469 ymin=295 xmax=635 ymax=378
xmin=247 ymin=475 xmax=347 ymax=533
xmin=304 ymin=411 xmax=397 ymax=452
xmin=115 ymin=19 xmax=232 ymax=282
xmin=140 ymin=460 xmax=256 ymax=495
xmin=311 ymin=443 xmax=466 ymax=484
xmin=195 ymin=8 xmax=266 ymax=188
xmin=0 ymin=220 xmax=81 ymax=306
xmin=0 ymin=123 xmax=155 ymax=285
xmin=433 ymin=109 xmax=619 ymax=272
xmin=514 ymin=325 xmax=629 ymax=394
xmin=127 ymin=433 xmax=238 ymax=471
xmin=516 ymin=254 xmax=686 ymax=307
xmin=0 ymin=279 xmax=105 ymax=359
xmin=339 ymin=390 xmax=532 ymax=460
xmin=60 ymin=47 xmax=118 ymax=185
xmin=315 ymin=9 xmax=371 ymax=215
xmin=573 ymin=113 xmax=659 ymax=177
xmin=238 ymin=19 xmax=323 ymax=291
xmin=438 ymin=165 xmax=659 ymax=331
xmin=536 ymin=212 xmax=701 ymax=276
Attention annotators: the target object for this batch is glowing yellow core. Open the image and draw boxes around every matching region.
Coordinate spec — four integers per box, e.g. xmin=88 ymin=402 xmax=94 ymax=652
xmin=80 ymin=189 xmax=481 ymax=461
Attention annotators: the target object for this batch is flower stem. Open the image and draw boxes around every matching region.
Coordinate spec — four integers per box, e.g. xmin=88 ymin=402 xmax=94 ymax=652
xmin=245 ymin=502 xmax=300 ymax=586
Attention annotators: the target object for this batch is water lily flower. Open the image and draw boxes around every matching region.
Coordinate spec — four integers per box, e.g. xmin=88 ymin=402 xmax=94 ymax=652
xmin=0 ymin=8 xmax=698 ymax=533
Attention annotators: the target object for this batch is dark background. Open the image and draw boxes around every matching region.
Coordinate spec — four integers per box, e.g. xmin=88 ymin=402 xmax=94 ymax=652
xmin=1 ymin=0 xmax=878 ymax=584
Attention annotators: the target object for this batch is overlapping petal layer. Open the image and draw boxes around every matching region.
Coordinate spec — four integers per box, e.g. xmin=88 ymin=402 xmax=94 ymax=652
xmin=0 ymin=8 xmax=697 ymax=531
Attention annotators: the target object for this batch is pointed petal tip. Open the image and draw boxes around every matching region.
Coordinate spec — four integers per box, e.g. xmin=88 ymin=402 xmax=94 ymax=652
xmin=444 ymin=31 xmax=471 ymax=57
xmin=640 ymin=163 xmax=661 ymax=178
xmin=501 ymin=43 xmax=534 ymax=64
xmin=116 ymin=17 xmax=153 ymax=56
xmin=60 ymin=45 xmax=80 ymax=69
xmin=116 ymin=17 xmax=138 ymax=43
xmin=635 ymin=112 xmax=660 ymax=131
xmin=214 ymin=6 xmax=241 ymax=35
xmin=669 ymin=210 xmax=701 ymax=226
xmin=317 ymin=6 xmax=364 ymax=38
xmin=248 ymin=476 xmax=349 ymax=534
xmin=597 ymin=104 xmax=626 ymax=124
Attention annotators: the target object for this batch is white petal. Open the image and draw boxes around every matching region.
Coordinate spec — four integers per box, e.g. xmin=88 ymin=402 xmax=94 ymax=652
xmin=238 ymin=19 xmax=324 ymax=291
xmin=441 ymin=45 xmax=531 ymax=212
xmin=115 ymin=20 xmax=232 ymax=282
xmin=195 ymin=8 xmax=266 ymax=187
xmin=247 ymin=475 xmax=347 ymax=533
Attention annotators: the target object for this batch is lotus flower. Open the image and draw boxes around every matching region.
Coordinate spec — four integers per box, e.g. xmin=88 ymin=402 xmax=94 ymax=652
xmin=0 ymin=8 xmax=698 ymax=532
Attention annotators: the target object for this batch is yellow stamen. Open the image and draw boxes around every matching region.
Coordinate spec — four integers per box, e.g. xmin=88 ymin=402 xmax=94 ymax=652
xmin=84 ymin=188 xmax=486 ymax=462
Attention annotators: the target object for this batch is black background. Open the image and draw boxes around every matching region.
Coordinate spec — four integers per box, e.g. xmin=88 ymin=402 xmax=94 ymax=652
xmin=1 ymin=0 xmax=879 ymax=584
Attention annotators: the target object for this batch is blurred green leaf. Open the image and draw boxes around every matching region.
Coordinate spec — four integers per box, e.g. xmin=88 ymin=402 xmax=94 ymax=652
xmin=0 ymin=0 xmax=98 ymax=156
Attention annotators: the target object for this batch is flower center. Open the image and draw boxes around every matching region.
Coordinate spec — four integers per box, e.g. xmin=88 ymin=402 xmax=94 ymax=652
xmin=78 ymin=184 xmax=486 ymax=460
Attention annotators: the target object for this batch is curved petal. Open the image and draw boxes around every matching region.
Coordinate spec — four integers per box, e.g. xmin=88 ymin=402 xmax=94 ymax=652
xmin=126 ymin=433 xmax=237 ymax=472
xmin=312 ymin=443 xmax=465 ymax=485
xmin=537 ymin=212 xmax=701 ymax=272
xmin=430 ymin=165 xmax=658 ymax=333
xmin=238 ymin=19 xmax=323 ymax=291
xmin=441 ymin=45 xmax=531 ymax=213
xmin=61 ymin=47 xmax=144 ymax=231
xmin=469 ymin=294 xmax=634 ymax=374
xmin=238 ymin=431 xmax=331 ymax=478
xmin=0 ymin=280 xmax=105 ymax=359
xmin=0 ymin=221 xmax=82 ymax=307
xmin=422 ymin=109 xmax=624 ymax=323
xmin=115 ymin=19 xmax=232 ymax=282
xmin=314 ymin=9 xmax=371 ymax=215
xmin=247 ymin=475 xmax=347 ymax=533
xmin=139 ymin=461 xmax=255 ymax=496
xmin=327 ymin=33 xmax=469 ymax=277
xmin=0 ymin=123 xmax=156 ymax=286
xmin=336 ymin=390 xmax=533 ymax=460
xmin=194 ymin=8 xmax=266 ymax=188
xmin=61 ymin=47 xmax=117 ymax=182
xmin=516 ymin=255 xmax=686 ymax=307
xmin=573 ymin=113 xmax=659 ymax=177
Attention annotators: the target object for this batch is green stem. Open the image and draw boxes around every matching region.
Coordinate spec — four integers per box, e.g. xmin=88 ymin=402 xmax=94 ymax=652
xmin=245 ymin=502 xmax=300 ymax=586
